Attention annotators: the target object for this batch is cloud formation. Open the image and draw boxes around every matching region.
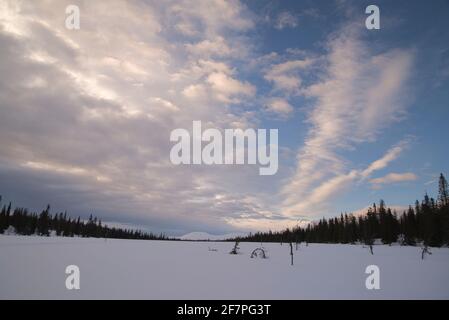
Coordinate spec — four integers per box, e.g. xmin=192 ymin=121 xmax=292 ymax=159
xmin=0 ymin=1 xmax=418 ymax=235
xmin=264 ymin=59 xmax=313 ymax=94
xmin=274 ymin=12 xmax=299 ymax=30
xmin=281 ymin=24 xmax=414 ymax=218
xmin=265 ymin=98 xmax=294 ymax=116
xmin=370 ymin=172 xmax=418 ymax=186
xmin=0 ymin=0 xmax=273 ymax=235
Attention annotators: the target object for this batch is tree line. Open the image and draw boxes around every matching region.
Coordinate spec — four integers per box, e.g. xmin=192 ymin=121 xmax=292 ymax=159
xmin=0 ymin=198 xmax=170 ymax=240
xmin=234 ymin=173 xmax=449 ymax=248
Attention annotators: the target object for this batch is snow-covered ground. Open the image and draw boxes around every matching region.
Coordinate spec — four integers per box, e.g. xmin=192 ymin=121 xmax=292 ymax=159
xmin=1 ymin=235 xmax=448 ymax=299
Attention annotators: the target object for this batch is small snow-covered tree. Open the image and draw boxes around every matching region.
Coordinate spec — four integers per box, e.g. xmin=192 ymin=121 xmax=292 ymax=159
xmin=229 ymin=241 xmax=240 ymax=254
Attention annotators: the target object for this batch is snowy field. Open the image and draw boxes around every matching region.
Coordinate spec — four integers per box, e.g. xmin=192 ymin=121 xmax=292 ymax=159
xmin=1 ymin=235 xmax=448 ymax=299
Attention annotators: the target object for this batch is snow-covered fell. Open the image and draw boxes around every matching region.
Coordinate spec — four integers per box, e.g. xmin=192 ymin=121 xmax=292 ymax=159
xmin=179 ymin=231 xmax=244 ymax=241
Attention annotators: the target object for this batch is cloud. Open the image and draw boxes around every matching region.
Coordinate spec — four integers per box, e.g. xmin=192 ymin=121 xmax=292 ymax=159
xmin=182 ymin=83 xmax=208 ymax=100
xmin=281 ymin=23 xmax=414 ymax=218
xmin=264 ymin=59 xmax=313 ymax=93
xmin=370 ymin=172 xmax=418 ymax=186
xmin=185 ymin=37 xmax=233 ymax=57
xmin=0 ymin=1 xmax=419 ymax=234
xmin=265 ymin=98 xmax=294 ymax=116
xmin=207 ymin=72 xmax=256 ymax=103
xmin=0 ymin=0 xmax=269 ymax=235
xmin=224 ymin=217 xmax=305 ymax=232
xmin=169 ymin=0 xmax=254 ymax=36
xmin=361 ymin=140 xmax=410 ymax=178
xmin=281 ymin=142 xmax=410 ymax=217
xmin=274 ymin=12 xmax=298 ymax=30
xmin=351 ymin=205 xmax=409 ymax=217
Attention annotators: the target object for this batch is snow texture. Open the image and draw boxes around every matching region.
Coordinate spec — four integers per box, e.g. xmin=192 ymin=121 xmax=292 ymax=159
xmin=0 ymin=235 xmax=448 ymax=299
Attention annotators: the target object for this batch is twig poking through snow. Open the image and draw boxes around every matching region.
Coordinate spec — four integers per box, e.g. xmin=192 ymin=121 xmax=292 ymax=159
xmin=421 ymin=245 xmax=432 ymax=260
xmin=290 ymin=242 xmax=294 ymax=266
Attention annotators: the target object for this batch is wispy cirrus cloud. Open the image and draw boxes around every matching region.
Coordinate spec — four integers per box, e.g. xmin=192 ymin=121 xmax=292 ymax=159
xmin=281 ymin=141 xmax=411 ymax=217
xmin=370 ymin=172 xmax=418 ymax=186
xmin=361 ymin=140 xmax=411 ymax=178
xmin=280 ymin=23 xmax=414 ymax=218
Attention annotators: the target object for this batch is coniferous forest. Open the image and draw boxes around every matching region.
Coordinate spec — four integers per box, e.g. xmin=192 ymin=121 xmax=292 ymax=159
xmin=234 ymin=174 xmax=449 ymax=248
xmin=0 ymin=198 xmax=169 ymax=240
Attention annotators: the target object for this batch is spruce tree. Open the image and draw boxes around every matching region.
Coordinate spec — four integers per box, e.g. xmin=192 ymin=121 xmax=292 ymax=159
xmin=38 ymin=205 xmax=51 ymax=236
xmin=438 ymin=174 xmax=449 ymax=245
xmin=0 ymin=196 xmax=5 ymax=233
xmin=438 ymin=173 xmax=449 ymax=207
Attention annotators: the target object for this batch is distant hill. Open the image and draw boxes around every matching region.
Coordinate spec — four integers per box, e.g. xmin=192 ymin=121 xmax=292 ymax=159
xmin=179 ymin=232 xmax=245 ymax=241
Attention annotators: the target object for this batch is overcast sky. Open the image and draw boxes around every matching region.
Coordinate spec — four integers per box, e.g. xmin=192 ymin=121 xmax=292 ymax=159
xmin=1 ymin=0 xmax=449 ymax=236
